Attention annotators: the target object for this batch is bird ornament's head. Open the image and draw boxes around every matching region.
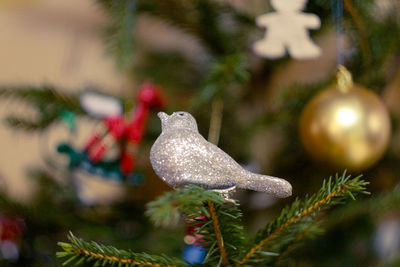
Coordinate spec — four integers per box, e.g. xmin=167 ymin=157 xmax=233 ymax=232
xmin=158 ymin=111 xmax=198 ymax=132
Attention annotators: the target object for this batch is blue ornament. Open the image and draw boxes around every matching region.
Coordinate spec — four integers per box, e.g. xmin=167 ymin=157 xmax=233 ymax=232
xmin=182 ymin=245 xmax=206 ymax=265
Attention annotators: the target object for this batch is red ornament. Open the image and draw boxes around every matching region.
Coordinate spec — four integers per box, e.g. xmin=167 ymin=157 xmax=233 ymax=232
xmin=184 ymin=216 xmax=208 ymax=245
xmin=0 ymin=215 xmax=24 ymax=242
xmin=84 ymin=82 xmax=165 ymax=174
xmin=137 ymin=82 xmax=165 ymax=108
xmin=84 ymin=133 xmax=101 ymax=152
xmin=105 ymin=116 xmax=127 ymax=139
xmin=120 ymin=150 xmax=136 ymax=175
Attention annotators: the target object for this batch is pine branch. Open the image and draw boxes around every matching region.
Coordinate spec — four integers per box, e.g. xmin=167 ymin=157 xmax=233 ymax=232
xmin=341 ymin=0 xmax=400 ymax=88
xmin=238 ymin=172 xmax=369 ymax=265
xmin=326 ymin=182 xmax=400 ymax=228
xmin=145 ymin=185 xmax=226 ymax=227
xmin=56 ymin=175 xmax=370 ymax=266
xmin=273 ymin=223 xmax=323 ymax=266
xmin=135 ymin=0 xmax=240 ymax=55
xmin=193 ymin=53 xmax=249 ymax=107
xmin=343 ymin=0 xmax=371 ymax=65
xmin=146 ymin=185 xmax=245 ymax=265
xmin=274 ymin=230 xmax=309 ymax=266
xmin=201 ymin=200 xmax=244 ymax=265
xmin=102 ymin=0 xmax=136 ymax=71
xmin=6 ymin=114 xmax=61 ymax=131
xmin=0 ymin=86 xmax=82 ymax=111
xmin=0 ymin=86 xmax=84 ymax=131
xmin=133 ymin=51 xmax=203 ymax=93
xmin=57 ymin=232 xmax=186 ymax=267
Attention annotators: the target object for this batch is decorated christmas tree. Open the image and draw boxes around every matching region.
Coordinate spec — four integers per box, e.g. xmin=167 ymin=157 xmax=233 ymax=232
xmin=0 ymin=0 xmax=399 ymax=266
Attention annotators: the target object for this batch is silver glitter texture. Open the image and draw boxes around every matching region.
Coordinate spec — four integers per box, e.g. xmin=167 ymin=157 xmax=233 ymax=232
xmin=150 ymin=111 xmax=292 ymax=198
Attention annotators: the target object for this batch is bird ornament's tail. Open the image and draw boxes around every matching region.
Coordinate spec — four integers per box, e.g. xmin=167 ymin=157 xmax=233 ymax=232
xmin=237 ymin=172 xmax=292 ymax=198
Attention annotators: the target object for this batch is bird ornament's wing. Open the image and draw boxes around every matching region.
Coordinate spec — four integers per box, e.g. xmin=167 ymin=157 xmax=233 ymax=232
xmin=178 ymin=132 xmax=243 ymax=189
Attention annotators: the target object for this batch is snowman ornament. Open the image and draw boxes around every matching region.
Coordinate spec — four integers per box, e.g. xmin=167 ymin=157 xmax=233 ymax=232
xmin=253 ymin=0 xmax=321 ymax=60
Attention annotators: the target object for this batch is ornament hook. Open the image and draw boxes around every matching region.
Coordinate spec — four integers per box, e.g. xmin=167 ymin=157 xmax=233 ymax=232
xmin=337 ymin=65 xmax=353 ymax=93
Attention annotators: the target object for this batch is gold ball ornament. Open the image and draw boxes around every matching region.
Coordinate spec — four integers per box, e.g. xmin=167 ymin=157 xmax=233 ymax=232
xmin=299 ymin=66 xmax=391 ymax=171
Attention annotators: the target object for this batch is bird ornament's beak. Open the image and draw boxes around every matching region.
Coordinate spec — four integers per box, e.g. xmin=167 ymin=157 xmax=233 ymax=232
xmin=157 ymin=112 xmax=169 ymax=122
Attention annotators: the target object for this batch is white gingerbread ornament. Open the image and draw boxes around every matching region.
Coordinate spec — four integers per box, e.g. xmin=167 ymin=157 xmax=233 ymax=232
xmin=253 ymin=0 xmax=321 ymax=60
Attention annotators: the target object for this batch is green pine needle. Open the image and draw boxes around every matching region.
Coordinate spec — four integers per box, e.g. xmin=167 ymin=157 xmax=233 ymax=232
xmin=103 ymin=0 xmax=136 ymax=71
xmin=57 ymin=172 xmax=369 ymax=266
xmin=239 ymin=172 xmax=369 ymax=265
xmin=0 ymin=86 xmax=83 ymax=131
xmin=57 ymin=232 xmax=186 ymax=267
xmin=146 ymin=185 xmax=245 ymax=265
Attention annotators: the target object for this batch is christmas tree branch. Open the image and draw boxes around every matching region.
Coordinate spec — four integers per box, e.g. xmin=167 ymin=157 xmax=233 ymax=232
xmin=256 ymin=182 xmax=345 ymax=246
xmin=274 ymin=230 xmax=309 ymax=266
xmin=0 ymin=86 xmax=84 ymax=130
xmin=207 ymin=200 xmax=230 ymax=266
xmin=146 ymin=185 xmax=244 ymax=265
xmin=273 ymin=223 xmax=323 ymax=266
xmin=146 ymin=185 xmax=226 ymax=227
xmin=57 ymin=232 xmax=186 ymax=266
xmin=0 ymin=86 xmax=81 ymax=111
xmin=193 ymin=53 xmax=248 ymax=107
xmin=343 ymin=0 xmax=371 ymax=65
xmin=6 ymin=114 xmax=62 ymax=131
xmin=326 ymin=182 xmax=400 ymax=228
xmin=135 ymin=0 xmax=242 ymax=55
xmin=238 ymin=172 xmax=368 ymax=265
xmin=102 ymin=0 xmax=136 ymax=71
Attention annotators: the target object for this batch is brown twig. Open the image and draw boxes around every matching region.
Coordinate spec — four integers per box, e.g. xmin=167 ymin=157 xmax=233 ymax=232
xmin=74 ymin=248 xmax=177 ymax=267
xmin=208 ymin=98 xmax=224 ymax=145
xmin=238 ymin=185 xmax=348 ymax=266
xmin=207 ymin=97 xmax=229 ymax=265
xmin=207 ymin=200 xmax=230 ymax=266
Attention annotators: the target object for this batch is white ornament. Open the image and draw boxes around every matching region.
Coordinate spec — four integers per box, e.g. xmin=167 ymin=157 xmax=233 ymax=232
xmin=253 ymin=0 xmax=321 ymax=60
xmin=80 ymin=92 xmax=123 ymax=118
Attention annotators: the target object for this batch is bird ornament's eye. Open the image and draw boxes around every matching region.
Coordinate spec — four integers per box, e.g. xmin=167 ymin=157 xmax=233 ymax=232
xmin=178 ymin=112 xmax=185 ymax=116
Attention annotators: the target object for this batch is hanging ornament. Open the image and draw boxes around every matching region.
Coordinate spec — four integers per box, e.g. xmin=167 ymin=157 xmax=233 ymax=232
xmin=79 ymin=92 xmax=123 ymax=118
xmin=150 ymin=111 xmax=292 ymax=197
xmin=299 ymin=66 xmax=391 ymax=171
xmin=182 ymin=216 xmax=207 ymax=265
xmin=57 ymin=82 xmax=165 ymax=201
xmin=0 ymin=214 xmax=24 ymax=261
xmin=253 ymin=0 xmax=321 ymax=60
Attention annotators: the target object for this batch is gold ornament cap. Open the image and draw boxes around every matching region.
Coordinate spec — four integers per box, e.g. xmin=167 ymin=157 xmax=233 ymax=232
xmin=336 ymin=65 xmax=354 ymax=93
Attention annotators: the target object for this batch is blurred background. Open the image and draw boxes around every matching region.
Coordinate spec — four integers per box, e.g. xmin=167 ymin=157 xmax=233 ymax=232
xmin=0 ymin=0 xmax=399 ymax=266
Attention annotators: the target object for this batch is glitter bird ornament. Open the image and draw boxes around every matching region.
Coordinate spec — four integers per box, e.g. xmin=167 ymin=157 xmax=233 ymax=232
xmin=150 ymin=112 xmax=292 ymax=198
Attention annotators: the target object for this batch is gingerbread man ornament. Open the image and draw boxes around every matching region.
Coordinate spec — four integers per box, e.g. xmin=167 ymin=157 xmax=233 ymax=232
xmin=253 ymin=0 xmax=321 ymax=60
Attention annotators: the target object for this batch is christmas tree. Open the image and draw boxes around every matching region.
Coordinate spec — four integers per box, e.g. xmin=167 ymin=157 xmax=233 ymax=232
xmin=0 ymin=0 xmax=399 ymax=266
